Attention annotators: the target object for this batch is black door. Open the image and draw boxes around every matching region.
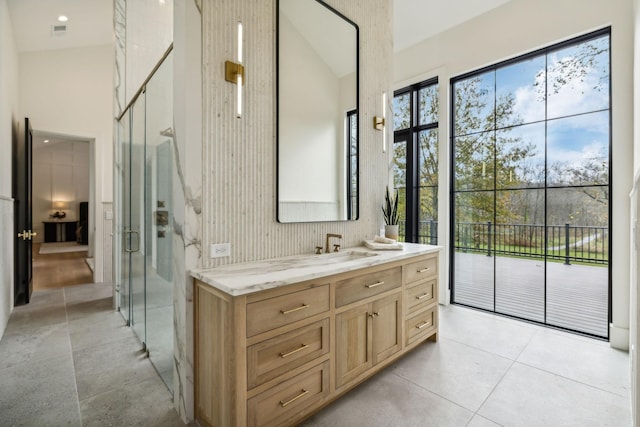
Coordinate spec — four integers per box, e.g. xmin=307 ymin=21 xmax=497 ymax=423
xmin=13 ymin=117 xmax=34 ymax=305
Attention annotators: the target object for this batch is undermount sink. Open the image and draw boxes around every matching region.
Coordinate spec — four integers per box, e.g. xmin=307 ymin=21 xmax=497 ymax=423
xmin=312 ymin=250 xmax=379 ymax=264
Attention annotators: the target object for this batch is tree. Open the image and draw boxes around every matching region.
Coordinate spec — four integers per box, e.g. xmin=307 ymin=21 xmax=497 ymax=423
xmin=453 ymin=76 xmax=538 ymax=224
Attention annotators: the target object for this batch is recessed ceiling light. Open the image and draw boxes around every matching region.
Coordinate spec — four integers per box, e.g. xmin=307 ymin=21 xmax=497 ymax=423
xmin=58 ymin=15 xmax=68 ymax=22
xmin=44 ymin=140 xmax=49 ymax=143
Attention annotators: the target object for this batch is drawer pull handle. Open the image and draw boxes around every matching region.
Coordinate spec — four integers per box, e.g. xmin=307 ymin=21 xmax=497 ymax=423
xmin=416 ymin=321 xmax=431 ymax=329
xmin=280 ymin=304 xmax=310 ymax=315
xmin=416 ymin=293 xmax=431 ymax=300
xmin=367 ymin=312 xmax=380 ymax=318
xmin=365 ymin=281 xmax=384 ymax=289
xmin=279 ymin=344 xmax=309 ymax=358
xmin=417 ymin=267 xmax=431 ymax=273
xmin=280 ymin=389 xmax=308 ymax=407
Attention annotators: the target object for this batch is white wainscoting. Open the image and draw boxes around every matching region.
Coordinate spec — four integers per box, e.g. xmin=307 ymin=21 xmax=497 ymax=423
xmin=0 ymin=195 xmax=14 ymax=338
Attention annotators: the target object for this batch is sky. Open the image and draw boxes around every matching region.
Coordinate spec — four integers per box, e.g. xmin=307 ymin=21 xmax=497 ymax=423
xmin=454 ymin=34 xmax=610 ymax=184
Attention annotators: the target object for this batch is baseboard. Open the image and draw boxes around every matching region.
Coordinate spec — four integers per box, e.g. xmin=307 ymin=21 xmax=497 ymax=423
xmin=610 ymin=323 xmax=629 ymax=350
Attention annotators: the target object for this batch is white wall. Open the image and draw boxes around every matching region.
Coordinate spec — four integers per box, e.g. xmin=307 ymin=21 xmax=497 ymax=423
xmin=19 ymin=45 xmax=114 ymax=282
xmin=394 ymin=0 xmax=634 ymax=351
xmin=0 ymin=0 xmax=18 ymax=338
xmin=631 ymin=0 xmax=640 ymax=424
xmin=32 ymin=141 xmax=90 ymax=243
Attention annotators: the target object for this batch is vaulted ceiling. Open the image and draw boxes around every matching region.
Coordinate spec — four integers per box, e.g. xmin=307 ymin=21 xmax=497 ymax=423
xmin=7 ymin=0 xmax=513 ymax=53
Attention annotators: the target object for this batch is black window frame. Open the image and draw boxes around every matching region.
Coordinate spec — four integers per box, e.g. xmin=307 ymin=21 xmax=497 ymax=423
xmin=393 ymin=77 xmax=439 ymax=243
xmin=449 ymin=27 xmax=612 ymax=339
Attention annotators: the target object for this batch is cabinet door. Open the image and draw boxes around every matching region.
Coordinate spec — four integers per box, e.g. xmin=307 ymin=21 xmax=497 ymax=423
xmin=372 ymin=293 xmax=402 ymax=365
xmin=335 ymin=304 xmax=372 ymax=388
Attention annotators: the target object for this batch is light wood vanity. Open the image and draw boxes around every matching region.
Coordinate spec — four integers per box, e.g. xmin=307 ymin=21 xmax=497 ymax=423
xmin=192 ymin=244 xmax=440 ymax=427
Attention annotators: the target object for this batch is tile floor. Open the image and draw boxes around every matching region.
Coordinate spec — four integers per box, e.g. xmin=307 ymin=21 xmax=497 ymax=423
xmin=302 ymin=305 xmax=632 ymax=427
xmin=0 ymin=283 xmax=184 ymax=427
xmin=0 ymin=284 xmax=632 ymax=426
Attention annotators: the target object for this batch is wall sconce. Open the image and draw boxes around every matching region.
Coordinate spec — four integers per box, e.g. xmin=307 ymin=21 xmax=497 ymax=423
xmin=50 ymin=200 xmax=69 ymax=219
xmin=373 ymin=92 xmax=387 ymax=152
xmin=225 ymin=22 xmax=244 ymax=118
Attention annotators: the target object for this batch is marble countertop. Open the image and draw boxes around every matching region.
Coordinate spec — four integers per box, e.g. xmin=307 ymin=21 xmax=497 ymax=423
xmin=190 ymin=242 xmax=442 ymax=296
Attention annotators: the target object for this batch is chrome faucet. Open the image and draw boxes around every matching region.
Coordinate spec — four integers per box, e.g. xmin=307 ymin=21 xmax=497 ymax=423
xmin=325 ymin=233 xmax=342 ymax=253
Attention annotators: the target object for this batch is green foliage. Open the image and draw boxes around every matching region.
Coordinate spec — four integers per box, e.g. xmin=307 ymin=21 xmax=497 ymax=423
xmin=382 ymin=186 xmax=399 ymax=225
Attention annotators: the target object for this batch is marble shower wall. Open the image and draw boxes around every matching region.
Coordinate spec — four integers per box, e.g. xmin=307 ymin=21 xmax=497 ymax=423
xmin=201 ymin=0 xmax=393 ymax=267
xmin=172 ymin=0 xmax=203 ymax=421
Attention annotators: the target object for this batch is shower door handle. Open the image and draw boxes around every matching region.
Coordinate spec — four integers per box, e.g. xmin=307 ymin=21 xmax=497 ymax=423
xmin=124 ymin=229 xmax=141 ymax=253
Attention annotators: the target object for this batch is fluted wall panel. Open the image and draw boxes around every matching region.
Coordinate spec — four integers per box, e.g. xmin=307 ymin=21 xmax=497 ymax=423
xmin=201 ymin=0 xmax=393 ymax=267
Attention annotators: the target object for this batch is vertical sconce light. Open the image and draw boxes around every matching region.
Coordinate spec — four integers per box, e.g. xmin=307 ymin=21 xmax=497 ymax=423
xmin=373 ymin=92 xmax=387 ymax=152
xmin=225 ymin=21 xmax=244 ymax=118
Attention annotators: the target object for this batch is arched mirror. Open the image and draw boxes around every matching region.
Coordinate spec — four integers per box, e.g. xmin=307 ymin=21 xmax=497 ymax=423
xmin=277 ymin=0 xmax=359 ymax=223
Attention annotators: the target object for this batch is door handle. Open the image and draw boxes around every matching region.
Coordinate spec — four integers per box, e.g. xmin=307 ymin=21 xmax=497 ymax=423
xmin=17 ymin=230 xmax=37 ymax=240
xmin=124 ymin=229 xmax=141 ymax=253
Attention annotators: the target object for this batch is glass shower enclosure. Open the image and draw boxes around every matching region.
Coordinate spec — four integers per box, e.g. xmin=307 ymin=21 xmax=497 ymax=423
xmin=115 ymin=51 xmax=174 ymax=392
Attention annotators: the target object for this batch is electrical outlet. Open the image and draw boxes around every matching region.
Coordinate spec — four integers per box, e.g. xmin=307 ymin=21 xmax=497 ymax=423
xmin=210 ymin=243 xmax=231 ymax=258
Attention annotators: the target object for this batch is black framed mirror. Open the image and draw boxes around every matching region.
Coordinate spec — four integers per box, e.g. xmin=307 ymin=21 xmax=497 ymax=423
xmin=277 ymin=0 xmax=359 ymax=223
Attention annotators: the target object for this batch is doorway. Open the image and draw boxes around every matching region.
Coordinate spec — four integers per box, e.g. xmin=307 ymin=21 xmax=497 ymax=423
xmin=31 ymin=132 xmax=95 ymax=290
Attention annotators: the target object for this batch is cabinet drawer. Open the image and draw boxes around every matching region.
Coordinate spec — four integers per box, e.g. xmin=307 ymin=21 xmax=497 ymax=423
xmin=405 ymin=256 xmax=437 ymax=285
xmin=406 ymin=279 xmax=436 ymax=315
xmin=247 ymin=360 xmax=330 ymax=427
xmin=335 ymin=267 xmax=401 ymax=307
xmin=247 ymin=318 xmax=329 ymax=389
xmin=246 ymin=285 xmax=330 ymax=337
xmin=406 ymin=307 xmax=438 ymax=345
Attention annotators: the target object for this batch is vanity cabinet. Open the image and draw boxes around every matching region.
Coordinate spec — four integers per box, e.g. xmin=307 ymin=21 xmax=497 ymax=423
xmin=335 ymin=292 xmax=401 ymax=388
xmin=194 ymin=248 xmax=439 ymax=427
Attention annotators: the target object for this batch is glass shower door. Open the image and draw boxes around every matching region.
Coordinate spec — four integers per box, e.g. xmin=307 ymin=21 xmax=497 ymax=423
xmin=144 ymin=52 xmax=174 ymax=390
xmin=118 ymin=110 xmax=131 ymax=324
xmin=116 ymin=52 xmax=174 ymax=393
xmin=130 ymin=94 xmax=147 ymax=348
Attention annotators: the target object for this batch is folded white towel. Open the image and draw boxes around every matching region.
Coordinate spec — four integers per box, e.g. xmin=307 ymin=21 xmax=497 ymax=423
xmin=374 ymin=235 xmax=396 ymax=244
xmin=364 ymin=240 xmax=403 ymax=250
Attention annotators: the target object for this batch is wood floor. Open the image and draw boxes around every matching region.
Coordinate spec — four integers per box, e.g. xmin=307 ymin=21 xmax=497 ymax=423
xmin=32 ymin=243 xmax=94 ymax=290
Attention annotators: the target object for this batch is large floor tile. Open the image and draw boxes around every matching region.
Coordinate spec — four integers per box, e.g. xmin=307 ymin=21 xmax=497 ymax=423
xmin=68 ymin=310 xmax=131 ymax=351
xmin=66 ymin=295 xmax=114 ymax=322
xmin=73 ymin=335 xmax=158 ymax=401
xmin=391 ymin=338 xmax=513 ymax=411
xmin=26 ymin=288 xmax=67 ymax=306
xmin=80 ymin=376 xmax=183 ymax=427
xmin=478 ymin=362 xmax=631 ymax=426
xmin=0 ymin=354 xmax=81 ymax=426
xmin=64 ymin=283 xmax=113 ymax=304
xmin=4 ymin=303 xmax=68 ymax=334
xmin=0 ymin=322 xmax=71 ymax=370
xmin=439 ymin=304 xmax=537 ymax=359
xmin=517 ymin=328 xmax=630 ymax=397
xmin=300 ymin=369 xmax=473 ymax=427
xmin=467 ymin=415 xmax=502 ymax=427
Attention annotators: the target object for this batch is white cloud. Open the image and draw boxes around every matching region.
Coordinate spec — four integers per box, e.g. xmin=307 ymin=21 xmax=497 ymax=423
xmin=513 ymin=54 xmax=608 ymax=125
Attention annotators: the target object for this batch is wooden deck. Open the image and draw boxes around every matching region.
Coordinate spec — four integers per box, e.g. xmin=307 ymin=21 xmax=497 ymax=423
xmin=453 ymin=252 xmax=608 ymax=337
